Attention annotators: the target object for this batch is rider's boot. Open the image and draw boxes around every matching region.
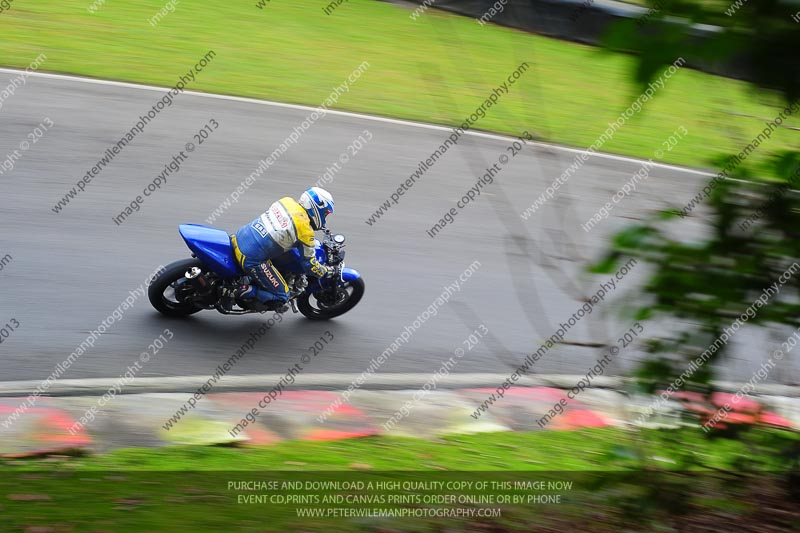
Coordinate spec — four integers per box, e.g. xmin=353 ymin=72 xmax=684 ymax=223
xmin=264 ymin=300 xmax=290 ymax=314
xmin=230 ymin=284 xmax=256 ymax=300
xmin=221 ymin=284 xmax=256 ymax=310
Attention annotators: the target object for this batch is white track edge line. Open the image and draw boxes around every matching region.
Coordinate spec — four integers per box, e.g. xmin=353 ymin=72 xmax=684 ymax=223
xmin=0 ymin=67 xmax=715 ymax=177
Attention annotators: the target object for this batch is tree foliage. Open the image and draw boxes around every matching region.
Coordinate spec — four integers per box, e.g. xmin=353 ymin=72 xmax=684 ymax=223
xmin=598 ymin=0 xmax=800 ymax=392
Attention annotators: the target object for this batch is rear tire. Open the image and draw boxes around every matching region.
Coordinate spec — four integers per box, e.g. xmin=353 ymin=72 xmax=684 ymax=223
xmin=298 ymin=277 xmax=365 ymax=320
xmin=148 ymin=259 xmax=206 ymax=317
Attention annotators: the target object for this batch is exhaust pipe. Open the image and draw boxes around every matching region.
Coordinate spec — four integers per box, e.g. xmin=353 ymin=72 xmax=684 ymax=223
xmin=185 ymin=267 xmax=213 ymax=297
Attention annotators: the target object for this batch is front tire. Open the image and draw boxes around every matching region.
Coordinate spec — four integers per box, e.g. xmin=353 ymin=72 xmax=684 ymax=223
xmin=298 ymin=277 xmax=365 ymax=320
xmin=148 ymin=259 xmax=205 ymax=317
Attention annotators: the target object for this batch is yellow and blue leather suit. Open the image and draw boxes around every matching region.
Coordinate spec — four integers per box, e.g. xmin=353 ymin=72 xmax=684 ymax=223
xmin=232 ymin=197 xmax=329 ymax=303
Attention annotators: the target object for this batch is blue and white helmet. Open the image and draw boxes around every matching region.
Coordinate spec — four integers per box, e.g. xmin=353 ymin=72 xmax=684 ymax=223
xmin=299 ymin=187 xmax=334 ymax=230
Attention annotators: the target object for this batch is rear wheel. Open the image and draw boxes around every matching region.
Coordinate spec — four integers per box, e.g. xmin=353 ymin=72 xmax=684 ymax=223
xmin=148 ymin=259 xmax=206 ymax=317
xmin=298 ymin=278 xmax=365 ymax=320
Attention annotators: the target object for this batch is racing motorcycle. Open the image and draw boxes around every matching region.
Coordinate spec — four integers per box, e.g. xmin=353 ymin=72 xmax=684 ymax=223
xmin=148 ymin=224 xmax=364 ymax=320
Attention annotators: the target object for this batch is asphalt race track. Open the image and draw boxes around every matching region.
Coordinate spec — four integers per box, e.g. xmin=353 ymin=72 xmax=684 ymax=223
xmin=0 ymin=70 xmax=794 ymax=385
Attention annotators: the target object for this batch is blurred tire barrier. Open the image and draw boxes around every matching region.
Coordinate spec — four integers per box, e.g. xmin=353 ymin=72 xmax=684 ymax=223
xmin=397 ymin=0 xmax=754 ymax=81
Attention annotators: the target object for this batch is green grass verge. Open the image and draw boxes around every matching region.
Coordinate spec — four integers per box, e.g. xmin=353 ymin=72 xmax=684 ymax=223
xmin=0 ymin=0 xmax=795 ymax=176
xmin=1 ymin=428 xmax=797 ymax=531
xmin=4 ymin=427 xmax=796 ymax=472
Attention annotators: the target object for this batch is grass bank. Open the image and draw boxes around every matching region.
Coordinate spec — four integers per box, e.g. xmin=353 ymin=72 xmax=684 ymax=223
xmin=1 ymin=428 xmax=798 ymax=531
xmin=0 ymin=0 xmax=795 ymax=174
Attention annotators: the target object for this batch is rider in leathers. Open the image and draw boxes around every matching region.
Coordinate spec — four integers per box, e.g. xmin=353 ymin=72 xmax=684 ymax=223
xmin=228 ymin=187 xmax=335 ymax=311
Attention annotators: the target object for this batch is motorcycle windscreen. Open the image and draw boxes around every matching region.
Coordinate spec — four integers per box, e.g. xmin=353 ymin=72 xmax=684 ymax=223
xmin=178 ymin=224 xmax=241 ymax=278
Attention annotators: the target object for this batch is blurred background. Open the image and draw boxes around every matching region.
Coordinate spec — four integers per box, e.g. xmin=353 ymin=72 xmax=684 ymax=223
xmin=0 ymin=0 xmax=799 ymax=530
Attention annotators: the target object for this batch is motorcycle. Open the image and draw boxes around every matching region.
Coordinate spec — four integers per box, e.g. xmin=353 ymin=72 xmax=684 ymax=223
xmin=148 ymin=224 xmax=364 ymax=320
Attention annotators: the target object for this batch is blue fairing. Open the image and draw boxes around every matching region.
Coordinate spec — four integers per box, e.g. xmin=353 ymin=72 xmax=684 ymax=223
xmin=179 ymin=224 xmax=241 ymax=278
xmin=271 ymin=239 xmax=327 ymax=274
xmin=341 ymin=267 xmax=361 ymax=282
xmin=271 ymin=242 xmax=361 ymax=293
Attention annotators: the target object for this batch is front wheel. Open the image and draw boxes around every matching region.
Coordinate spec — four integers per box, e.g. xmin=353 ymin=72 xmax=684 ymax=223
xmin=298 ymin=277 xmax=365 ymax=320
xmin=148 ymin=258 xmax=205 ymax=317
